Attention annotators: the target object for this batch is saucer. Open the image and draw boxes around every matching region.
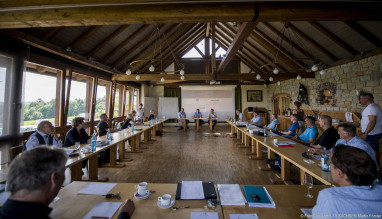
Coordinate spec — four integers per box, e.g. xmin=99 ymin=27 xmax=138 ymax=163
xmin=157 ymin=199 xmax=175 ymax=209
xmin=134 ymin=190 xmax=150 ymax=200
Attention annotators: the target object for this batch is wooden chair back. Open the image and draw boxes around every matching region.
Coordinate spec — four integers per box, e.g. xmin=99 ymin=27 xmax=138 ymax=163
xmin=9 ymin=145 xmax=23 ymax=162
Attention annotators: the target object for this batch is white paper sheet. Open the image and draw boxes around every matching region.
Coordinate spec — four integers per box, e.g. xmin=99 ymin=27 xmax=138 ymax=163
xmin=217 ymin=184 xmax=246 ymax=206
xmin=77 ymin=183 xmax=117 ymax=195
xmin=191 ymin=212 xmax=219 ymax=219
xmin=279 ymin=141 xmax=295 ymax=145
xmin=345 ymin=112 xmax=353 ymax=122
xmin=64 ymin=149 xmax=76 ymax=155
xmin=229 ymin=214 xmax=259 ymax=219
xmin=117 ymin=130 xmax=128 ymax=133
xmin=82 ymin=202 xmax=121 ymax=219
xmin=181 ymin=181 xmax=204 ymax=199
xmin=301 ymin=208 xmax=313 ymax=219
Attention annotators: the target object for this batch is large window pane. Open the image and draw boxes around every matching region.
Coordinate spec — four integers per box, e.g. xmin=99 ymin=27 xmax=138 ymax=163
xmin=96 ymin=79 xmax=109 ymax=119
xmin=114 ymin=87 xmax=120 ymax=117
xmin=67 ymin=73 xmax=89 ymax=122
xmin=0 ymin=54 xmax=12 ymax=136
xmin=22 ymin=63 xmax=58 ymax=132
xmin=125 ymin=88 xmax=130 ymax=115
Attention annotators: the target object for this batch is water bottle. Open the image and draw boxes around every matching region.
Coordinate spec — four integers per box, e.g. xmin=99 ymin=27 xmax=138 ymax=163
xmin=106 ymin=130 xmax=111 ymax=143
xmin=233 ymin=118 xmax=236 ymax=124
xmin=131 ymin=124 xmax=135 ymax=132
xmin=91 ymin=131 xmax=97 ymax=152
xmin=263 ymin=127 xmax=268 ymax=137
xmin=246 ymin=122 xmax=249 ymax=132
xmin=151 ymin=119 xmax=154 ymax=126
xmin=321 ymin=147 xmax=330 ymax=172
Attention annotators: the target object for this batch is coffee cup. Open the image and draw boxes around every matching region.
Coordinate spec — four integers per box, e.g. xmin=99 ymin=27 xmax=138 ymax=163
xmin=158 ymin=194 xmax=171 ymax=206
xmin=135 ymin=182 xmax=148 ymax=195
xmin=273 ymin=139 xmax=279 ymax=145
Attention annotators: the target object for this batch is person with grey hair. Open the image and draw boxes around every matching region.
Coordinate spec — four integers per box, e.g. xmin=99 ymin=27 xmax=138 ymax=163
xmin=265 ymin=114 xmax=280 ymax=131
xmin=24 ymin=120 xmax=62 ymax=151
xmin=0 ymin=146 xmax=135 ymax=219
xmin=359 ymin=92 xmax=382 ymax=151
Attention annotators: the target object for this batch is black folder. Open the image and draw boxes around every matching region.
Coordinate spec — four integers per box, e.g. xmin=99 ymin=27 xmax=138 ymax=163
xmin=175 ymin=182 xmax=217 ymax=200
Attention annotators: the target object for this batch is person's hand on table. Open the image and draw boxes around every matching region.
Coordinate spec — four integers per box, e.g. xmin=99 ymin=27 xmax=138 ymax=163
xmin=119 ymin=199 xmax=135 ymax=218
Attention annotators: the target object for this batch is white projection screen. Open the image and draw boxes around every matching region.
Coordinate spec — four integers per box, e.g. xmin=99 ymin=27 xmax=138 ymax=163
xmin=181 ymin=86 xmax=235 ymax=121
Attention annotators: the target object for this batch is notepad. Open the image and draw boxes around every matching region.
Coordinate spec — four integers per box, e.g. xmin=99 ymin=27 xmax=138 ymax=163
xmin=64 ymin=149 xmax=76 ymax=155
xmin=217 ymin=184 xmax=246 ymax=206
xmin=82 ymin=202 xmax=121 ymax=219
xmin=301 ymin=208 xmax=313 ymax=218
xmin=243 ymin=186 xmax=276 ymax=208
xmin=191 ymin=212 xmax=219 ymax=219
xmin=181 ymin=181 xmax=204 ymax=199
xmin=78 ymin=183 xmax=116 ymax=195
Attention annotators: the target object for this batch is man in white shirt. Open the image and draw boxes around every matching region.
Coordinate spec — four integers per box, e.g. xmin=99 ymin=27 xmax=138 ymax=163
xmin=178 ymin=108 xmax=189 ymax=130
xmin=136 ymin=103 xmax=144 ymax=123
xmin=24 ymin=121 xmax=62 ymax=151
xmin=235 ymin=109 xmax=247 ymax=122
xmin=359 ymin=92 xmax=382 ymax=151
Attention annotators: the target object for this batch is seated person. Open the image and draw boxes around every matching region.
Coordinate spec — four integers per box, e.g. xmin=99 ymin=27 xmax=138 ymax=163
xmin=24 ymin=121 xmax=62 ymax=151
xmin=277 ymin=114 xmax=299 ymax=138
xmin=292 ymin=116 xmax=318 ymax=145
xmin=310 ymin=115 xmax=339 ymax=150
xmin=64 ymin=117 xmax=91 ymax=146
xmin=121 ymin=113 xmax=134 ymax=129
xmin=235 ymin=109 xmax=247 ymax=122
xmin=148 ymin=109 xmax=156 ymax=121
xmin=334 ymin=123 xmax=378 ymax=169
xmin=97 ymin=113 xmax=120 ymax=137
xmin=265 ymin=114 xmax=280 ymax=131
xmin=249 ymin=111 xmax=262 ymax=126
xmin=178 ymin=108 xmax=189 ymax=130
xmin=312 ymin=145 xmax=382 ymax=218
xmin=193 ymin=108 xmax=205 ymax=126
xmin=208 ymin=108 xmax=218 ymax=130
xmin=0 ymin=146 xmax=135 ymax=219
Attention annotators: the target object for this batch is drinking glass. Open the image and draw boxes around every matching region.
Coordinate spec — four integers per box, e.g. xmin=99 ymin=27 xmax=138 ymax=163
xmin=304 ymin=174 xmax=313 ymax=198
xmin=307 ymin=148 xmax=314 ymax=161
xmin=75 ymin=142 xmax=81 ymax=151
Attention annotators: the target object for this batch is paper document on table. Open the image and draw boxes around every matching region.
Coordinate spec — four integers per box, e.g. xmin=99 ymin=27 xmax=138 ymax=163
xmin=181 ymin=181 xmax=204 ymax=199
xmin=117 ymin=129 xmax=128 ymax=133
xmin=64 ymin=149 xmax=76 ymax=155
xmin=279 ymin=141 xmax=295 ymax=144
xmin=191 ymin=212 xmax=219 ymax=219
xmin=301 ymin=208 xmax=313 ymax=218
xmin=217 ymin=184 xmax=246 ymax=206
xmin=78 ymin=182 xmax=116 ymax=195
xmin=268 ymin=133 xmax=278 ymax=136
xmin=229 ymin=214 xmax=259 ymax=219
xmin=82 ymin=202 xmax=121 ymax=219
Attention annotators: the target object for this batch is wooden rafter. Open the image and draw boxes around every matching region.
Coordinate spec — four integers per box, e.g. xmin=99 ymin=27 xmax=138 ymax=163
xmin=254 ymin=27 xmax=308 ymax=69
xmin=119 ymin=24 xmax=177 ymax=72
xmin=343 ymin=21 xmax=382 ymax=47
xmin=42 ymin=27 xmax=64 ymax=40
xmin=100 ymin=24 xmax=150 ymax=63
xmin=288 ymin=23 xmax=338 ymax=61
xmin=130 ymin=23 xmax=193 ymax=72
xmin=206 ymin=22 xmax=210 ymax=37
xmin=85 ymin=25 xmax=129 ymax=58
xmin=1 ymin=2 xmax=382 ymax=28
xmin=309 ymin=21 xmax=358 ymax=56
xmin=217 ymin=22 xmax=258 ymax=73
xmin=261 ymin=22 xmax=315 ymax=60
xmin=220 ymin=22 xmax=288 ymax=72
xmin=66 ymin=26 xmax=102 ymax=51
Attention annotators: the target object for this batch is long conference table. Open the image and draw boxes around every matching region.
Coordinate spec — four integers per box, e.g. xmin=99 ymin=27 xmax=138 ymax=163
xmin=51 ymin=181 xmax=328 ymax=219
xmin=65 ymin=119 xmax=166 ymax=182
xmin=226 ymin=121 xmax=335 ymax=186
xmin=179 ymin=118 xmax=217 ymax=131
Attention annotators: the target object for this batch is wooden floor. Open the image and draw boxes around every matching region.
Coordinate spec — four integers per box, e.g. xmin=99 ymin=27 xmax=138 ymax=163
xmin=64 ymin=125 xmax=302 ymax=185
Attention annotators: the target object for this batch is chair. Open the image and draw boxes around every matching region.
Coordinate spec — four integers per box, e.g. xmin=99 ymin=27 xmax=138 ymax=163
xmin=274 ymin=124 xmax=280 ymax=131
xmin=9 ymin=145 xmax=23 ymax=162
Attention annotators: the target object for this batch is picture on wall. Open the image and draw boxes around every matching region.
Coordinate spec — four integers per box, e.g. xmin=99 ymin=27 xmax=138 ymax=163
xmin=247 ymin=90 xmax=263 ymax=102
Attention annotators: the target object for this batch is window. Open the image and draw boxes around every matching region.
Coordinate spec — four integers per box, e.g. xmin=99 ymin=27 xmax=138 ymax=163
xmin=22 ymin=63 xmax=59 ymax=132
xmin=0 ymin=54 xmax=12 ymax=136
xmin=133 ymin=88 xmax=138 ymax=111
xmin=124 ymin=87 xmax=130 ymax=115
xmin=182 ymin=38 xmax=226 ymax=59
xmin=96 ymin=79 xmax=110 ymax=119
xmin=114 ymin=86 xmax=120 ymax=117
xmin=66 ymin=73 xmax=90 ymax=122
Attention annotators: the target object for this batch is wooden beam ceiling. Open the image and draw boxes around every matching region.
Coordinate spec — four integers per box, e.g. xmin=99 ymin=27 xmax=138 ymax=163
xmin=65 ymin=26 xmax=102 ymax=51
xmin=343 ymin=21 xmax=382 ymax=47
xmin=1 ymin=2 xmax=382 ymax=29
xmin=217 ymin=21 xmax=258 ymax=73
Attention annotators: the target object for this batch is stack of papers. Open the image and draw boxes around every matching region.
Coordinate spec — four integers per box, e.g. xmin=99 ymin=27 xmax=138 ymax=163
xmin=191 ymin=212 xmax=219 ymax=219
xmin=181 ymin=181 xmax=205 ymax=199
xmin=83 ymin=202 xmax=121 ymax=219
xmin=78 ymin=182 xmax=116 ymax=195
xmin=229 ymin=214 xmax=259 ymax=219
xmin=243 ymin=186 xmax=276 ymax=208
xmin=217 ymin=184 xmax=246 ymax=206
